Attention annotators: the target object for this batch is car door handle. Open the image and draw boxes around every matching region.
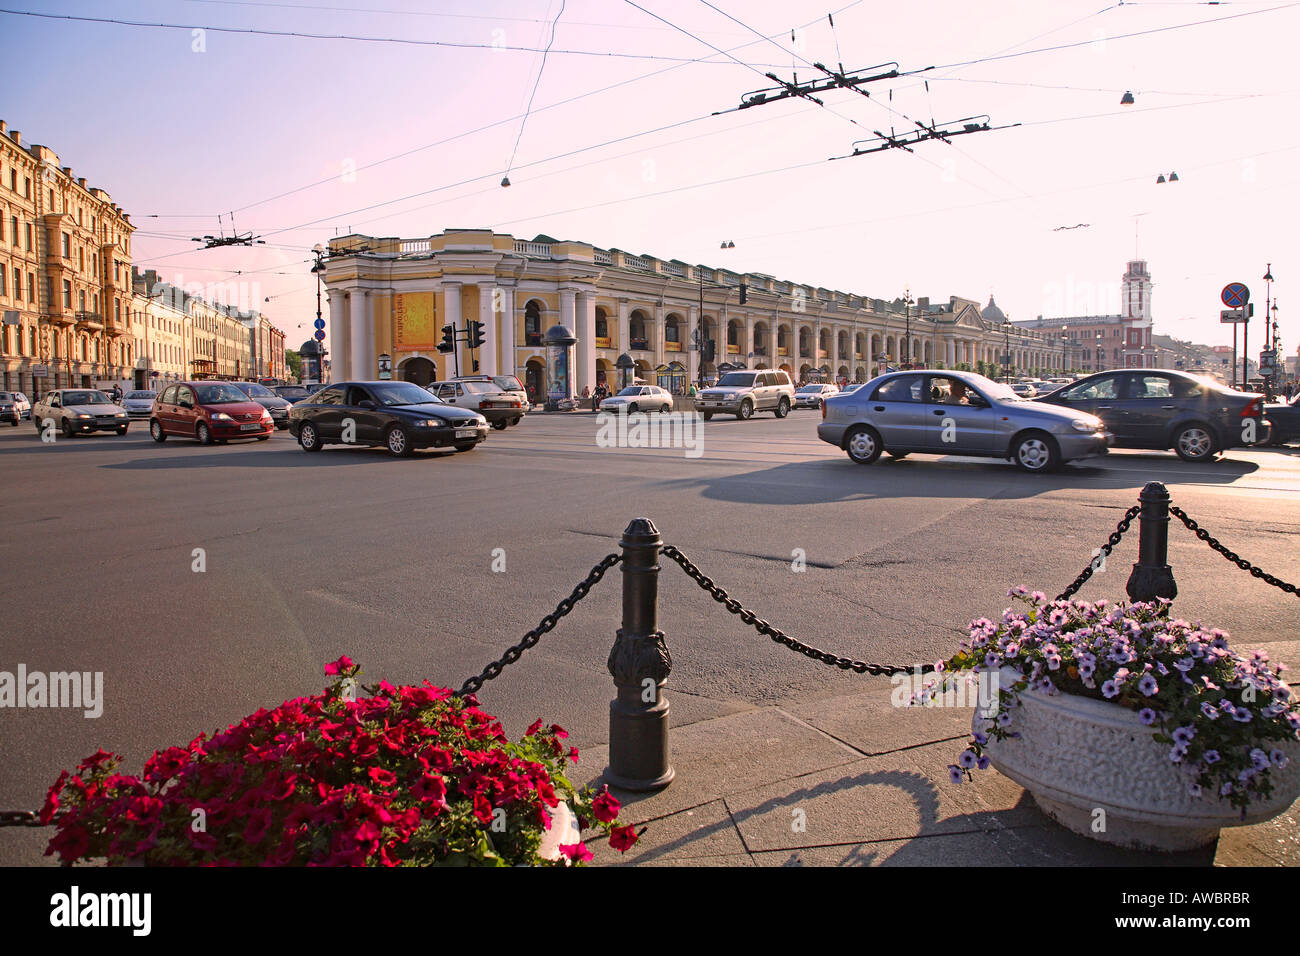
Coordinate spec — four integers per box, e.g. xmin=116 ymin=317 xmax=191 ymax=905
xmin=1161 ymin=405 xmax=1176 ymax=409
xmin=933 ymin=409 xmax=946 ymax=416
xmin=1097 ymin=405 xmax=1112 ymax=409
xmin=874 ymin=406 xmax=885 ymax=412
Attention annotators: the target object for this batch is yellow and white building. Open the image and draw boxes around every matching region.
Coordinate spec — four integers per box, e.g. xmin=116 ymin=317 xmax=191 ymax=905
xmin=0 ymin=118 xmax=136 ymax=396
xmin=320 ymin=229 xmax=1083 ymax=401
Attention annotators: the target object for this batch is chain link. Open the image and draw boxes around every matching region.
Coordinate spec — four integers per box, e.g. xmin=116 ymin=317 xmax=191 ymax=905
xmin=660 ymin=545 xmax=933 ymax=676
xmin=1055 ymin=504 xmax=1141 ymax=602
xmin=1169 ymin=506 xmax=1299 ymax=597
xmin=455 ymin=553 xmax=622 ymax=698
xmin=0 ymin=810 xmax=45 ymax=828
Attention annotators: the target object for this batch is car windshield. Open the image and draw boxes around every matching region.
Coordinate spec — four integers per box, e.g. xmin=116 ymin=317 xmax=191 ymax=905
xmin=126 ymin=391 xmax=155 ymax=400
xmin=796 ymin=386 xmax=822 ymax=393
xmin=276 ymin=387 xmax=310 ymax=401
xmin=195 ymin=384 xmax=251 ymax=404
xmin=372 ymin=382 xmax=442 ymax=405
xmin=235 ymin=382 xmax=274 ymax=397
xmin=492 ymin=375 xmax=523 ymax=392
xmin=616 ymin=387 xmax=643 ymax=397
xmin=63 ymin=391 xmax=110 ymax=405
xmin=958 ymin=375 xmax=1020 ymax=402
xmin=716 ymin=372 xmax=756 ymax=387
xmin=0 ymin=393 xmax=11 ymax=401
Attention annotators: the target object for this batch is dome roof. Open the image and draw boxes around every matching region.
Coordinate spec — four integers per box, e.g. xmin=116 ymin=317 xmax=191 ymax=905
xmin=981 ymin=295 xmax=1006 ymax=322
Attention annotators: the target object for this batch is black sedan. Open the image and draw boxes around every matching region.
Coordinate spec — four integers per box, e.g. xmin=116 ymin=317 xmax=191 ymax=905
xmin=1264 ymin=392 xmax=1300 ymax=446
xmin=1036 ymin=369 xmax=1269 ymax=462
xmin=230 ymin=380 xmax=294 ymax=429
xmin=287 ymin=381 xmax=489 ymax=457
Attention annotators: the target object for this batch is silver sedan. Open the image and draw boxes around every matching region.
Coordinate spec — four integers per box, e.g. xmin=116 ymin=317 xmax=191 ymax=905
xmin=816 ymin=370 xmax=1112 ymax=472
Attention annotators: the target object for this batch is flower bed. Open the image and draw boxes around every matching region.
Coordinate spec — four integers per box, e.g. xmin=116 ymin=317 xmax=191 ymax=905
xmin=42 ymin=657 xmax=639 ymax=866
xmin=925 ymin=592 xmax=1300 ymax=816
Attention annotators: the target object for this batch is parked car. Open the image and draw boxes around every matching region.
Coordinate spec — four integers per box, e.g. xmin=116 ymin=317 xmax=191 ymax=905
xmin=1264 ymin=391 xmax=1300 ymax=446
xmin=32 ymin=389 xmax=131 ymax=437
xmin=273 ymin=384 xmax=315 ymax=404
xmin=120 ymin=389 xmax=157 ymax=419
xmin=149 ymin=381 xmax=274 ymax=444
xmin=695 ymin=369 xmax=795 ymax=420
xmin=229 ymin=380 xmax=293 ymax=429
xmin=1009 ymin=382 xmax=1037 ymax=398
xmin=289 ymin=380 xmax=488 ymax=456
xmin=818 ymin=370 xmax=1111 ymax=473
xmin=428 ymin=379 xmax=524 ymax=429
xmin=451 ymin=374 xmax=530 ymax=408
xmin=598 ymin=384 xmax=674 ymax=413
xmin=794 ymin=383 xmax=840 ymax=409
xmin=1036 ymin=369 xmax=1270 ymax=462
xmin=0 ymin=390 xmax=30 ymax=425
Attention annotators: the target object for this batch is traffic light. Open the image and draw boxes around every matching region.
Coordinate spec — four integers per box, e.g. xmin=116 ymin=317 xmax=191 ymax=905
xmin=468 ymin=320 xmax=486 ymax=349
xmin=437 ymin=325 xmax=455 ymax=354
xmin=739 ymin=282 xmax=748 ymax=305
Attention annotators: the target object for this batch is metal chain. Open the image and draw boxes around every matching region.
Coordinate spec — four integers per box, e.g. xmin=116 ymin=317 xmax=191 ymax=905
xmin=455 ymin=553 xmax=622 ymax=698
xmin=1056 ymin=504 xmax=1142 ymax=602
xmin=1169 ymin=506 xmax=1299 ymax=597
xmin=660 ymin=545 xmax=933 ymax=676
xmin=0 ymin=810 xmax=45 ymax=828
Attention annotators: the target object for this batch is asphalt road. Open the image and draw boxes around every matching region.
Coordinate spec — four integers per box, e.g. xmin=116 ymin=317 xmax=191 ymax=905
xmin=2 ymin=409 xmax=1298 ymax=864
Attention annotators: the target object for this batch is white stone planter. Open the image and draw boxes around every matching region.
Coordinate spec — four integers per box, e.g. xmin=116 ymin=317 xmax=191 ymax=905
xmin=536 ymin=801 xmax=582 ymax=862
xmin=975 ymin=666 xmax=1300 ymax=851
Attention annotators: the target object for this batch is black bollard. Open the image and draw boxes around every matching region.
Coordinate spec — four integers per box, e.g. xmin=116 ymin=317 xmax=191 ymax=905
xmin=605 ymin=518 xmax=675 ymax=791
xmin=1126 ymin=481 xmax=1178 ymax=603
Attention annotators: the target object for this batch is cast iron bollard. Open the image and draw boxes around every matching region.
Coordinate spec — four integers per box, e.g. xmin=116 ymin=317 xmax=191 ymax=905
xmin=1126 ymin=481 xmax=1178 ymax=603
xmin=605 ymin=518 xmax=675 ymax=791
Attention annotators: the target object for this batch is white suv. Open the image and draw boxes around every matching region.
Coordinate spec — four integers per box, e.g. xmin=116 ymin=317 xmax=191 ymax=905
xmin=695 ymin=369 xmax=795 ymax=420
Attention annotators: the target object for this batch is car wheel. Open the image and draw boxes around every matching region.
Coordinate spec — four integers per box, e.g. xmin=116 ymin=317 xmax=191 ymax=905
xmin=736 ymin=400 xmax=753 ymax=421
xmin=116 ymin=426 xmax=128 ymax=435
xmin=61 ymin=417 xmax=75 ymax=438
xmin=1173 ymin=423 xmax=1216 ymax=462
xmin=845 ymin=426 xmax=882 ymax=464
xmin=702 ymin=412 xmax=713 ymax=421
xmin=34 ymin=417 xmax=44 ymax=433
xmin=196 ymin=422 xmax=213 ymax=445
xmin=298 ymin=422 xmax=322 ymax=452
xmin=454 ymin=443 xmax=476 ymax=452
xmin=385 ymin=424 xmax=413 ymax=457
xmin=774 ymin=397 xmax=790 ymax=418
xmin=150 ymin=419 xmax=167 ymax=443
xmin=491 ymin=419 xmax=508 ymax=430
xmin=1013 ymin=431 xmax=1059 ymax=473
xmin=659 ymin=404 xmax=671 ymax=414
xmin=509 ymin=418 xmax=520 ymax=426
xmin=8 ymin=419 xmax=16 ymax=427
xmin=629 ymin=403 xmax=639 ymax=414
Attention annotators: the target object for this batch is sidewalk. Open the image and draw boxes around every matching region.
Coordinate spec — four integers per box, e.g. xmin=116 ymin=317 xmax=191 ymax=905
xmin=572 ymin=672 xmax=1300 ymax=867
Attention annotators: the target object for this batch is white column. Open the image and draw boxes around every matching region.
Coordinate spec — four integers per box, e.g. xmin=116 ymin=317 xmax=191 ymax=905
xmin=575 ymin=289 xmax=596 ymax=395
xmin=443 ymin=282 xmax=461 ymax=377
xmin=559 ymin=287 xmax=577 ymax=400
xmin=654 ymin=304 xmax=665 ymax=374
xmin=349 ymin=291 xmax=371 ymax=381
xmin=498 ymin=285 xmax=515 ymax=377
xmin=686 ymin=305 xmax=699 ymax=386
xmin=478 ymin=284 xmax=497 ymax=377
xmin=326 ymin=290 xmax=345 ymax=380
xmin=618 ymin=299 xmax=630 ymax=355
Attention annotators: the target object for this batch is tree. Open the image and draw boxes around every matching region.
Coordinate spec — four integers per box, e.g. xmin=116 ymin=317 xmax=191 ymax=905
xmin=285 ymin=349 xmax=302 ymax=379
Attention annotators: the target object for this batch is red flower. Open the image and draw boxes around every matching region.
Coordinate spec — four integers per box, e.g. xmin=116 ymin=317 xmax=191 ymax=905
xmin=473 ymin=794 xmax=494 ymax=825
xmin=525 ymin=719 xmax=544 ymax=736
xmin=558 ymin=842 xmax=593 ymax=863
xmin=40 ymin=771 xmax=69 ymax=825
xmin=592 ymin=788 xmax=621 ymax=824
xmin=324 ymin=655 xmax=354 ymax=676
xmin=367 ymin=767 xmax=397 ymax=787
xmin=609 ymin=825 xmax=640 ymax=853
xmin=77 ymin=749 xmax=117 ymax=773
xmin=550 ymin=724 xmax=569 ymax=740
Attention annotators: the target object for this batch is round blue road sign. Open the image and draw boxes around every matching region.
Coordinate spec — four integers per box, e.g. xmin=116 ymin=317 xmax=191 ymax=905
xmin=314 ymin=318 xmax=326 ymax=330
xmin=314 ymin=329 xmax=326 ymax=341
xmin=1222 ymin=283 xmax=1249 ymax=308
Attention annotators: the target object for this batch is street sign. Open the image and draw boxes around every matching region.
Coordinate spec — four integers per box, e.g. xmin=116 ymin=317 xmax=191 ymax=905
xmin=1220 ymin=309 xmax=1248 ymax=324
xmin=2 ymin=310 xmax=18 ymax=326
xmin=32 ymin=364 xmax=47 ymax=377
xmin=1221 ymin=283 xmax=1249 ymax=308
xmin=314 ymin=318 xmax=326 ymax=330
xmin=314 ymin=329 xmax=326 ymax=341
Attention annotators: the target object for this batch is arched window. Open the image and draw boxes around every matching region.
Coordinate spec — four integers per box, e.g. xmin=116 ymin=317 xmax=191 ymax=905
xmin=525 ymin=300 xmax=542 ymax=345
xmin=595 ymin=307 xmax=608 ymax=339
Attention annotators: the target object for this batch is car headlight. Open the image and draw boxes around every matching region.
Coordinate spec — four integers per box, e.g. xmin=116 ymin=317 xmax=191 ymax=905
xmin=211 ymin=412 xmax=232 ymax=421
xmin=417 ymin=419 xmax=443 ymax=428
xmin=1071 ymin=418 xmax=1101 ymax=432
xmin=78 ymin=413 xmax=93 ymax=419
xmin=116 ymin=412 xmax=128 ymax=418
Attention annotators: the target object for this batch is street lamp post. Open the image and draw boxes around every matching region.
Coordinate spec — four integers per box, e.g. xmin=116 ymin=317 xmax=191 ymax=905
xmin=902 ymin=289 xmax=913 ymax=369
xmin=311 ymin=244 xmax=327 ymax=383
xmin=1096 ymin=331 xmax=1104 ymax=372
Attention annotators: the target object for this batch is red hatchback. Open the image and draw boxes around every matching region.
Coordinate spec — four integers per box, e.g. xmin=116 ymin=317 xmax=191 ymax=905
xmin=149 ymin=381 xmax=274 ymax=444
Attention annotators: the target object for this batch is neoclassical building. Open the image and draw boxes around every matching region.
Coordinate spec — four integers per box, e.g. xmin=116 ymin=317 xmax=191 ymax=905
xmin=320 ymin=229 xmax=1082 ymax=398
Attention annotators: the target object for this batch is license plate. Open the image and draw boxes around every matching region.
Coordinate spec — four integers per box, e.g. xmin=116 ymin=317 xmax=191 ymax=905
xmin=455 ymin=428 xmax=476 ymax=439
xmin=240 ymin=423 xmax=261 ymax=431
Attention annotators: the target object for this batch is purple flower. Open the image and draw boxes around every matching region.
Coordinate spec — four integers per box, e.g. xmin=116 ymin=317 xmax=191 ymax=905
xmin=1172 ymin=726 xmax=1195 ymax=745
xmin=1250 ymin=749 xmax=1271 ymax=771
xmin=1270 ymin=749 xmax=1289 ymax=769
xmin=1187 ymin=782 xmax=1203 ymax=798
xmin=1138 ymin=708 xmax=1157 ymax=726
xmin=948 ymin=765 xmax=964 ymax=784
xmin=984 ymin=653 xmax=1002 ymax=669
xmin=996 ymin=711 xmax=1012 ymax=727
xmin=1174 ymin=657 xmax=1195 ymax=673
xmin=1220 ymin=782 xmax=1234 ymax=797
xmin=1101 ymin=680 xmax=1119 ymax=699
xmin=1200 ymin=702 xmax=1219 ymax=720
xmin=977 ymin=755 xmax=990 ymax=770
xmin=1233 ymin=709 xmax=1253 ymax=724
xmin=1138 ymin=675 xmax=1158 ymax=697
xmin=973 ymin=730 xmax=989 ymax=746
xmin=1203 ymin=749 xmax=1221 ymax=765
xmin=958 ymin=749 xmax=978 ymax=770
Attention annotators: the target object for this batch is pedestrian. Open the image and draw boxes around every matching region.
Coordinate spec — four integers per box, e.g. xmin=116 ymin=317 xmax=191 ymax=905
xmin=111 ymin=383 xmax=122 ymax=403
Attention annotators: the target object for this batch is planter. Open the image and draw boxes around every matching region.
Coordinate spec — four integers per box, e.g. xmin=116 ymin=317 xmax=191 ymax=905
xmin=536 ymin=802 xmax=582 ymax=862
xmin=976 ymin=666 xmax=1300 ymax=851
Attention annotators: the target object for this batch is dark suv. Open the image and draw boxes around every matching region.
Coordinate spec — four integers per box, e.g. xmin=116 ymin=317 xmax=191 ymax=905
xmin=1036 ymin=369 xmax=1269 ymax=461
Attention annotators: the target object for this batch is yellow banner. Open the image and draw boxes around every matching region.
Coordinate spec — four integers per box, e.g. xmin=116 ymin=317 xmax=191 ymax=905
xmin=394 ymin=292 xmax=437 ymax=351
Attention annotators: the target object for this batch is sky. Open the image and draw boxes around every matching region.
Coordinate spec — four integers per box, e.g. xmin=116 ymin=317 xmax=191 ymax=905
xmin=2 ymin=0 xmax=1297 ymax=356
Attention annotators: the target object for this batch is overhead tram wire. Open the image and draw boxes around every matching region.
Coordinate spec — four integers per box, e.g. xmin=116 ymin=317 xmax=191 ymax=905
xmin=502 ymin=0 xmax=566 ymax=188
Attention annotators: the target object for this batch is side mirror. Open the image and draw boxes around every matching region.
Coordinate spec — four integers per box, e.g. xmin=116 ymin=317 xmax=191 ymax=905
xmin=180 ymin=400 xmax=193 ymax=409
xmin=968 ymin=395 xmax=989 ymax=408
xmin=358 ymin=399 xmax=376 ymax=410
